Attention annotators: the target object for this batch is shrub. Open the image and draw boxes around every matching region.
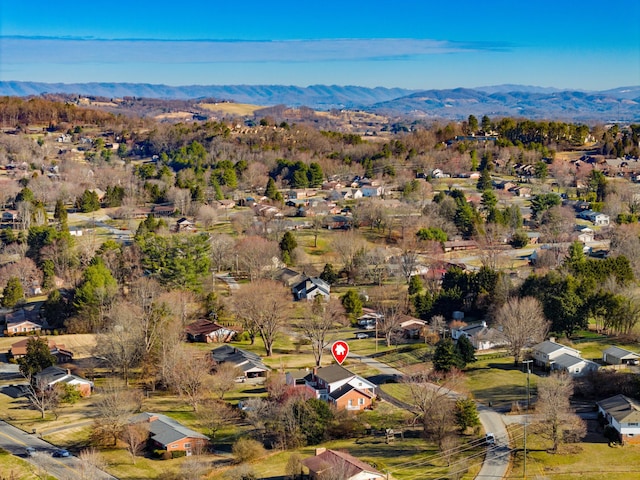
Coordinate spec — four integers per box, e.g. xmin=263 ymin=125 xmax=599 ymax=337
xmin=171 ymin=450 xmax=186 ymax=459
xmin=232 ymin=438 xmax=265 ymax=463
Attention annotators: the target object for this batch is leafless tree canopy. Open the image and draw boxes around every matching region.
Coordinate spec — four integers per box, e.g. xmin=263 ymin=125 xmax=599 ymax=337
xmin=534 ymin=372 xmax=586 ymax=452
xmin=299 ymin=297 xmax=346 ymax=366
xmin=232 ymin=280 xmax=291 ymax=356
xmin=493 ymin=296 xmax=549 ymax=364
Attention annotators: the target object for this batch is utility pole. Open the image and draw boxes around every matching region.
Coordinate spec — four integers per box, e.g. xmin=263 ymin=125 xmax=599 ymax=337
xmin=522 ymin=359 xmax=532 ymax=479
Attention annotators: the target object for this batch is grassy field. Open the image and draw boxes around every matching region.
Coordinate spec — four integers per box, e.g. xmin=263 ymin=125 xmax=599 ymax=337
xmin=506 ymin=423 xmax=640 ymax=480
xmin=0 ymin=334 xmax=98 ymax=359
xmin=464 ymin=354 xmax=536 ymax=410
xmin=198 ymin=102 xmax=264 ymax=116
xmin=0 ymin=448 xmax=56 ymax=480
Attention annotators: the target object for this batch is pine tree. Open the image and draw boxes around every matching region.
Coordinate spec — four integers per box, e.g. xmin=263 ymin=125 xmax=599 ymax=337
xmin=433 ymin=338 xmax=463 ymax=372
xmin=265 ymin=178 xmax=279 ymax=200
xmin=408 ymin=275 xmax=423 ymax=295
xmin=18 ymin=337 xmax=56 ymax=377
xmin=455 ymin=335 xmax=476 ymax=364
xmin=54 ymin=198 xmax=68 ymax=230
xmin=2 ymin=277 xmax=24 ymax=308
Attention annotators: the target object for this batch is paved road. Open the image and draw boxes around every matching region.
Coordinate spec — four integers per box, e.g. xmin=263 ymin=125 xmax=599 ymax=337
xmin=0 ymin=420 xmax=117 ymax=480
xmin=350 ymin=352 xmax=510 ymax=480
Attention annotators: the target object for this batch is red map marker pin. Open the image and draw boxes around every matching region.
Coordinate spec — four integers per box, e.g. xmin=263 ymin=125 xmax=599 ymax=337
xmin=331 ymin=341 xmax=349 ymax=365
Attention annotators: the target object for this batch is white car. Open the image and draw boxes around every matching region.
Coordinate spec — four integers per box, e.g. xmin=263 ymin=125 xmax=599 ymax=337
xmin=355 ymin=332 xmax=369 ymax=339
xmin=485 ymin=433 xmax=496 ymax=445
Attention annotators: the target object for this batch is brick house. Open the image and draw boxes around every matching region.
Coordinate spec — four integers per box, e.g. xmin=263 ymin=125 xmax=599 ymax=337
xmin=286 ymin=364 xmax=376 ymax=411
xmin=33 ymin=366 xmax=93 ymax=397
xmin=303 ymin=448 xmax=385 ymax=480
xmin=129 ymin=412 xmax=209 ymax=455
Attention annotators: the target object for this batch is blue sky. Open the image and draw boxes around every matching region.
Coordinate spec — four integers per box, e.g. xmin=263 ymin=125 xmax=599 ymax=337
xmin=1 ymin=0 xmax=638 ymax=90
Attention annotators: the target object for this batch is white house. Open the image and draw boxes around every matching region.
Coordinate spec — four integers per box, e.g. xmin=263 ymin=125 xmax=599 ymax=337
xmin=361 ymin=185 xmax=384 ymax=197
xmin=291 ymin=277 xmax=331 ymax=301
xmin=597 ymin=394 xmax=640 ymax=444
xmin=550 ymin=353 xmax=599 ymax=376
xmin=451 ymin=321 xmax=508 ymax=351
xmin=530 ymin=340 xmax=582 ymax=368
xmin=578 ymin=210 xmax=610 ymax=226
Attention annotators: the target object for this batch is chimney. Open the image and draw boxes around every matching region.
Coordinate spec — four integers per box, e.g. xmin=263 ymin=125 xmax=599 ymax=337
xmin=315 ymin=447 xmax=326 ymax=456
xmin=549 ymin=337 xmax=556 ymax=343
xmin=67 ymin=369 xmax=71 ymax=375
xmin=313 ymin=366 xmax=318 ymax=377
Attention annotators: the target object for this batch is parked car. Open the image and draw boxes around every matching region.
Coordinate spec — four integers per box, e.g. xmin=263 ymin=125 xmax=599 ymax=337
xmin=52 ymin=449 xmax=70 ymax=458
xmin=355 ymin=332 xmax=369 ymax=339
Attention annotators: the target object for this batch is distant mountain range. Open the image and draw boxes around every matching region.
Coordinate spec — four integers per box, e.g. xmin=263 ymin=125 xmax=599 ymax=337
xmin=1 ymin=81 xmax=638 ymax=122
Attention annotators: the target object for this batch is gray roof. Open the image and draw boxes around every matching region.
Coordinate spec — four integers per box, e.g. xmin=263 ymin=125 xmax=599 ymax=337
xmin=598 ymin=395 xmax=640 ymax=424
xmin=292 ymin=277 xmax=330 ymax=297
xmin=311 ymin=364 xmax=354 ymax=384
xmin=603 ymin=346 xmax=640 ymax=360
xmin=129 ymin=412 xmax=208 ymax=447
xmin=552 ymin=353 xmax=586 ymax=370
xmin=34 ymin=366 xmax=92 ymax=387
xmin=532 ymin=340 xmax=577 ymax=356
xmin=328 ymin=383 xmax=374 ymax=401
xmin=211 ymin=345 xmax=270 ymax=373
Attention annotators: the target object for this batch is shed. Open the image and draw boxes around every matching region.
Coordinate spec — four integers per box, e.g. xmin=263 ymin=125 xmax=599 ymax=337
xmin=602 ymin=346 xmax=640 ymax=365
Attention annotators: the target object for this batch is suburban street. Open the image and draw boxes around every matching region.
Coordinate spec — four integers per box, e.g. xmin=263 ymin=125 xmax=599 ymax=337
xmin=350 ymin=352 xmax=511 ymax=480
xmin=0 ymin=419 xmax=117 ymax=480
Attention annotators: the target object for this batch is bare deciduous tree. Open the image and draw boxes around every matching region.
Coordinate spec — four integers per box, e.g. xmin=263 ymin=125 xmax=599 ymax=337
xmin=78 ymin=447 xmax=106 ymax=480
xmin=198 ymin=398 xmax=240 ymax=442
xmin=236 ymin=236 xmax=280 ymax=281
xmin=493 ymin=296 xmax=549 ymax=365
xmin=211 ymin=363 xmax=242 ymax=399
xmin=298 ymin=297 xmax=346 ymax=366
xmin=331 ymin=230 xmax=367 ymax=275
xmin=406 ymin=368 xmax=464 ymax=449
xmin=166 ymin=346 xmax=213 ymax=411
xmin=534 ymin=372 xmax=586 ymax=452
xmin=24 ymin=376 xmax=60 ymax=419
xmin=232 ymin=280 xmax=291 ymax=356
xmin=370 ymin=285 xmax=407 ymax=347
xmin=210 ymin=233 xmax=235 ymax=272
xmin=95 ymin=302 xmax=145 ymax=385
xmin=92 ymin=380 xmax=143 ymax=446
xmin=120 ymin=423 xmax=149 ymax=464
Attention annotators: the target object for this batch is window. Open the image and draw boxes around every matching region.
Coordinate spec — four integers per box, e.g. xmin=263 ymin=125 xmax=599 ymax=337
xmin=184 ymin=443 xmax=191 ymax=449
xmin=358 ymin=398 xmax=365 ymax=405
xmin=348 ymin=399 xmax=353 ymax=407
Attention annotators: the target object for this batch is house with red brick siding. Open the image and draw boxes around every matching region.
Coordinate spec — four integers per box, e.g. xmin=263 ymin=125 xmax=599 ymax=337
xmin=597 ymin=394 xmax=640 ymax=445
xmin=286 ymin=364 xmax=376 ymax=411
xmin=33 ymin=366 xmax=93 ymax=397
xmin=129 ymin=412 xmax=209 ymax=455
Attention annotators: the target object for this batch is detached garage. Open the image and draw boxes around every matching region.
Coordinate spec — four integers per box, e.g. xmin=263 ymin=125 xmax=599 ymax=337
xmin=602 ymin=346 xmax=640 ymax=366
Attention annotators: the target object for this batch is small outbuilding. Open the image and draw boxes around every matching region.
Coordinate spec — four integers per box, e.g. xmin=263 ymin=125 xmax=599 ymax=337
xmin=602 ymin=346 xmax=640 ymax=366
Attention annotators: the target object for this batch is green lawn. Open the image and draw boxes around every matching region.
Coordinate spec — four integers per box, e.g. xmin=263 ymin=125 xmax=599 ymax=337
xmin=507 ymin=424 xmax=640 ymax=480
xmin=0 ymin=449 xmax=56 ymax=480
xmin=464 ymin=354 xmax=537 ymax=410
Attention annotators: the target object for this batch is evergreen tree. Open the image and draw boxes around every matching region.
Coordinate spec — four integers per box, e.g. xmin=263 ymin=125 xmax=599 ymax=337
xmin=42 ymin=259 xmax=55 ymax=290
xmin=54 ymin=199 xmax=68 ymax=230
xmin=319 ymin=263 xmax=338 ymax=285
xmin=307 ymin=163 xmax=324 ymax=187
xmin=433 ymin=338 xmax=463 ymax=372
xmin=408 ymin=275 xmax=423 ymax=295
xmin=75 ymin=190 xmax=101 ymax=213
xmin=265 ymin=178 xmax=279 ymax=200
xmin=455 ymin=398 xmax=481 ymax=431
xmin=2 ymin=277 xmax=24 ymax=308
xmin=455 ymin=335 xmax=476 ymax=364
xmin=341 ymin=289 xmax=363 ymax=319
xmin=279 ymin=231 xmax=297 ymax=258
xmin=18 ymin=337 xmax=56 ymax=377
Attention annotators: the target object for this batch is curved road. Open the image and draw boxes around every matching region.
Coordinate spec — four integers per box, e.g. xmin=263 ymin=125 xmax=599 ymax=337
xmin=350 ymin=352 xmax=510 ymax=480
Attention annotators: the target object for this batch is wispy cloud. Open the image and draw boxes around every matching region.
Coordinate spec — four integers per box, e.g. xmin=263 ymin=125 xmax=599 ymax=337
xmin=1 ymin=37 xmax=510 ymax=64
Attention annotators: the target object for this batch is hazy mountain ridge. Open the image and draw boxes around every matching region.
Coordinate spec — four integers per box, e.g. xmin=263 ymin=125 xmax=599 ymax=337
xmin=370 ymin=88 xmax=640 ymax=122
xmin=1 ymin=81 xmax=638 ymax=121
xmin=0 ymin=81 xmax=416 ymax=108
